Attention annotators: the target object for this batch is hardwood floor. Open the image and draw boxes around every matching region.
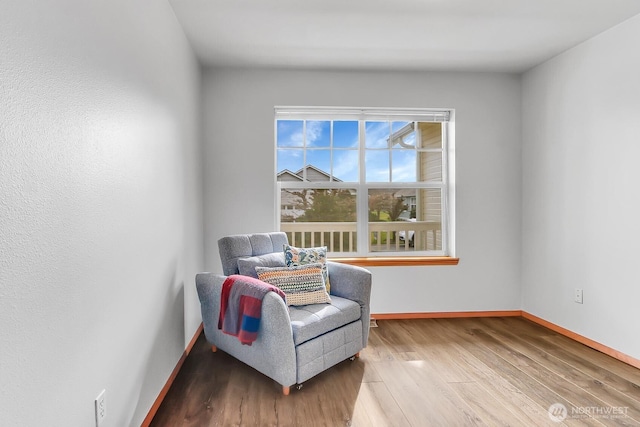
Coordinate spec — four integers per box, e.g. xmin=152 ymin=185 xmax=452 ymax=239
xmin=150 ymin=317 xmax=640 ymax=426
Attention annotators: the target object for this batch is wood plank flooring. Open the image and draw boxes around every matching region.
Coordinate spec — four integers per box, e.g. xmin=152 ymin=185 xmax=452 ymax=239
xmin=150 ymin=317 xmax=640 ymax=426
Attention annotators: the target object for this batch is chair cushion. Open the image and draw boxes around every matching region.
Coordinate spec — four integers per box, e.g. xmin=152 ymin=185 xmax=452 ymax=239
xmin=289 ymin=296 xmax=361 ymax=345
xmin=295 ymin=320 xmax=363 ymax=384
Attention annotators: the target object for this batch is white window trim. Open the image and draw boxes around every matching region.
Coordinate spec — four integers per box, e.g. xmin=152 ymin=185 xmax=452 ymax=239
xmin=274 ymin=106 xmax=456 ymax=258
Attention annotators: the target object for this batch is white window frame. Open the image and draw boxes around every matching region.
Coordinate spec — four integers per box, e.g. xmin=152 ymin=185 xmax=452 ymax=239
xmin=274 ymin=106 xmax=455 ymax=258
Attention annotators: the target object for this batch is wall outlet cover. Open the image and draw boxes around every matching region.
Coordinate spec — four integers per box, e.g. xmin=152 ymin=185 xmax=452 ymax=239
xmin=95 ymin=389 xmax=106 ymax=427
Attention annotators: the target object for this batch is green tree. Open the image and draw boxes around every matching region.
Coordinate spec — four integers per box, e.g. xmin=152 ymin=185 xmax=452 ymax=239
xmin=297 ymin=189 xmax=356 ymax=222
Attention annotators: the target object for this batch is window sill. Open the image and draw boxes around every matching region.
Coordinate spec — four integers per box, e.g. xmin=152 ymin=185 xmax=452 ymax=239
xmin=331 ymin=256 xmax=459 ymax=267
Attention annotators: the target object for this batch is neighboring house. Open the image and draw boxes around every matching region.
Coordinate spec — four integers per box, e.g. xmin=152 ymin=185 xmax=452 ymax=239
xmin=277 ymin=164 xmax=336 ymax=182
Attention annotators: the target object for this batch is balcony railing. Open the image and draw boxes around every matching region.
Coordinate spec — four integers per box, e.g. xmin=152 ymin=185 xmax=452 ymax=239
xmin=281 ymin=221 xmax=441 ymax=253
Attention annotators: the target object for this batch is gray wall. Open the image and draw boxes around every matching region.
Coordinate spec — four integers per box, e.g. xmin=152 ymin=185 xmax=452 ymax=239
xmin=522 ymin=15 xmax=640 ymax=359
xmin=0 ymin=0 xmax=203 ymax=425
xmin=202 ymin=68 xmax=522 ymax=314
xmin=4 ymin=2 xmax=637 ymax=424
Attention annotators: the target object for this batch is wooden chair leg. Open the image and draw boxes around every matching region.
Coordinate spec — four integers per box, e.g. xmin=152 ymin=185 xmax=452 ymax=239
xmin=282 ymin=386 xmax=290 ymax=396
xmin=211 ymin=344 xmax=217 ymax=353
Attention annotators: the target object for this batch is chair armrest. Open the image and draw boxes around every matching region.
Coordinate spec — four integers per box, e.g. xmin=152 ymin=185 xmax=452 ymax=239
xmin=326 ymin=261 xmax=372 ymax=346
xmin=195 ymin=273 xmax=297 ymax=387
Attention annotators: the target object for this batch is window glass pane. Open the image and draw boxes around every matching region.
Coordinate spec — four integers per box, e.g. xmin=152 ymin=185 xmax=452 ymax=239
xmin=277 ymin=148 xmax=304 ymax=176
xmin=365 ymin=150 xmax=390 ymax=182
xmin=368 ymin=188 xmax=413 ymax=252
xmin=389 ymin=122 xmax=415 ymax=148
xmin=368 ymin=188 xmax=442 ymax=252
xmin=279 ymin=188 xmax=358 ymax=253
xmin=305 ymin=150 xmax=331 ymax=180
xmin=365 ymin=121 xmax=389 ymax=149
xmin=402 ymin=131 xmax=416 ymax=147
xmin=391 ymin=121 xmax=411 ymax=133
xmin=333 ymin=121 xmax=358 ymax=148
xmin=280 ymin=188 xmax=309 ymax=222
xmin=392 ymin=149 xmax=416 ymax=182
xmin=420 ymin=188 xmax=443 ymax=251
xmin=306 ymin=121 xmax=330 ymax=147
xmin=368 ymin=189 xmax=411 ymax=222
xmin=418 ymin=151 xmax=442 ymax=182
xmin=277 ymin=120 xmax=304 ymax=147
xmin=332 ymin=149 xmax=359 ymax=182
xmin=418 ymin=122 xmax=442 ymax=149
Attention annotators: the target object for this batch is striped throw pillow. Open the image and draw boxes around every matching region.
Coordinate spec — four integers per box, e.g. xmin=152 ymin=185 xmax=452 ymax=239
xmin=256 ymin=264 xmax=331 ymax=306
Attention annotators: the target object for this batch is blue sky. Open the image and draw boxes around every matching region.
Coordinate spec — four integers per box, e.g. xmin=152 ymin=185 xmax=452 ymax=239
xmin=277 ymin=120 xmax=417 ymax=182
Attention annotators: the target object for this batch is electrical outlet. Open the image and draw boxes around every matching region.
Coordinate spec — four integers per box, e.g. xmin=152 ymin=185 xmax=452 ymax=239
xmin=574 ymin=289 xmax=583 ymax=304
xmin=95 ymin=389 xmax=106 ymax=427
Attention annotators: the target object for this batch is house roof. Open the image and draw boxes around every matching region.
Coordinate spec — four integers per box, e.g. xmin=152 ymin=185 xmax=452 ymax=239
xmin=277 ymin=165 xmax=342 ymax=182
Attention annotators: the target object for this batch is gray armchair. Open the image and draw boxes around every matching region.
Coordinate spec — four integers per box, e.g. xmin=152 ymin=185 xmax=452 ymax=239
xmin=196 ymin=232 xmax=372 ymax=395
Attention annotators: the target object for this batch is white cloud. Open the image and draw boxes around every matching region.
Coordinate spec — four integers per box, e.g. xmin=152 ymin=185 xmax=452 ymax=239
xmin=277 ymin=121 xmax=303 ymax=147
xmin=332 ymin=150 xmax=359 ymax=182
xmin=365 ymin=122 xmax=390 ymax=149
xmin=306 ymin=121 xmax=322 ymax=144
xmin=391 ymin=162 xmax=416 ymax=182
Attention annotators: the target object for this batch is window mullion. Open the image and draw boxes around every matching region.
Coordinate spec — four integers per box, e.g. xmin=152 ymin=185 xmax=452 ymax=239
xmin=442 ymin=122 xmax=451 ymax=256
xmin=302 ymin=120 xmax=307 ymax=181
xmin=357 ymin=120 xmax=368 ymax=256
xmin=330 ymin=121 xmax=334 ymax=181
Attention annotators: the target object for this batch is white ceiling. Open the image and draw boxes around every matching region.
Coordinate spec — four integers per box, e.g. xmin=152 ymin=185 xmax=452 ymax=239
xmin=169 ymin=0 xmax=640 ymax=73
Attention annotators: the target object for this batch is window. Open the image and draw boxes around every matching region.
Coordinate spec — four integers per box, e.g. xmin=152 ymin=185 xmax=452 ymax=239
xmin=275 ymin=107 xmax=454 ymax=258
